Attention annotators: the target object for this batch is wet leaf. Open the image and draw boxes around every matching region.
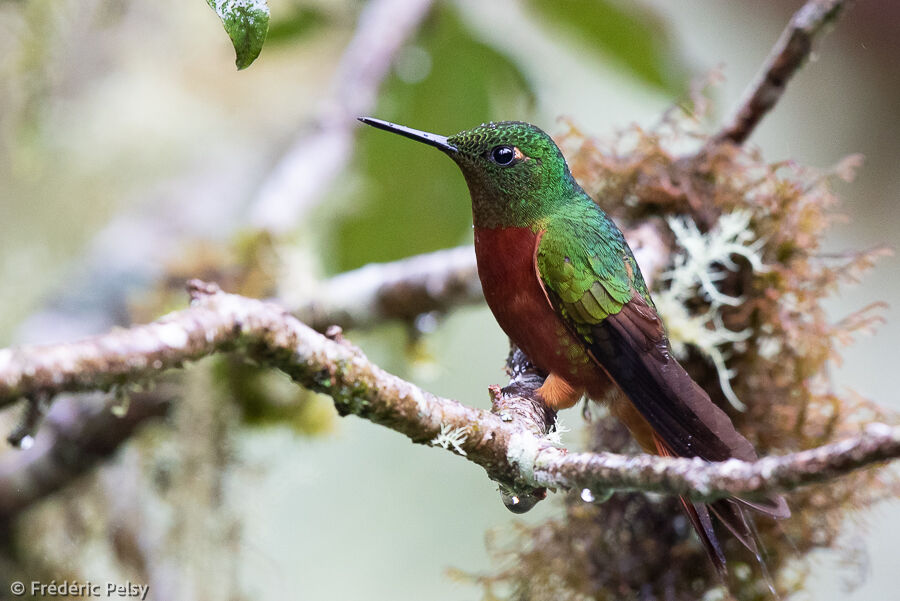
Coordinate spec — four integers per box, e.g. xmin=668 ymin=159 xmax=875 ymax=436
xmin=206 ymin=0 xmax=270 ymax=70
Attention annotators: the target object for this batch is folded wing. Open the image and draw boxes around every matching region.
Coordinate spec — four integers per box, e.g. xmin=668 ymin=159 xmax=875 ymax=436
xmin=536 ymin=224 xmax=789 ymax=572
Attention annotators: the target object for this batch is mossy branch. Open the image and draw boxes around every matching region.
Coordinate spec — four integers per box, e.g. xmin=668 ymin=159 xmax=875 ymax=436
xmin=1 ymin=282 xmax=896 ymax=511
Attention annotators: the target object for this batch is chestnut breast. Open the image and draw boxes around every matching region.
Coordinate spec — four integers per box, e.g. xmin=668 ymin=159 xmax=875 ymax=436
xmin=473 ymin=226 xmax=596 ymax=386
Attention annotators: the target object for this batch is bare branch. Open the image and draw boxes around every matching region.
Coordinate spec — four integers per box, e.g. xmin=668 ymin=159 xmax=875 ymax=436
xmin=294 ymin=246 xmax=483 ymax=331
xmin=536 ymin=422 xmax=900 ymax=501
xmin=0 ymin=226 xmax=664 ymax=517
xmin=0 ymin=283 xmax=896 ymax=509
xmin=0 ymin=282 xmax=529 ymax=486
xmin=711 ymin=0 xmax=850 ymax=147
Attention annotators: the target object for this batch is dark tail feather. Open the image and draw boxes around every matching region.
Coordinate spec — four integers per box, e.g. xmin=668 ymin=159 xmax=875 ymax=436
xmin=598 ymin=304 xmax=760 ymax=463
xmin=653 ymin=431 xmax=785 ymax=574
xmin=713 ymin=500 xmax=784 ymax=598
xmin=736 ymin=495 xmax=791 ymax=520
xmin=710 ymin=499 xmax=757 ymax=555
xmin=655 ymin=432 xmax=728 ymax=575
xmin=595 ymin=308 xmax=791 ymax=571
xmin=682 ymin=498 xmax=771 ymax=577
xmin=681 ymin=497 xmax=727 ymax=577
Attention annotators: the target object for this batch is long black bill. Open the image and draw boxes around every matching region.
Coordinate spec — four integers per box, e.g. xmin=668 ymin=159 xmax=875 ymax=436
xmin=358 ymin=117 xmax=457 ymax=153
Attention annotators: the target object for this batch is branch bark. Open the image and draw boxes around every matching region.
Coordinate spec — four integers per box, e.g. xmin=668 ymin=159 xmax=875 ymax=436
xmin=0 ymin=225 xmax=664 ymax=519
xmin=293 ymin=246 xmax=483 ymax=332
xmin=710 ymin=0 xmax=850 ymax=147
xmin=1 ymin=283 xmax=896 ymax=514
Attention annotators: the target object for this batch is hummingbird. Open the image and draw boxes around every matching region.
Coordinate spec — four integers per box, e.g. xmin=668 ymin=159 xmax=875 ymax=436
xmin=359 ymin=117 xmax=789 ymax=574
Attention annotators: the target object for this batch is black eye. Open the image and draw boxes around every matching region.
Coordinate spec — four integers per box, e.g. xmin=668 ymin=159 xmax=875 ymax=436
xmin=490 ymin=145 xmax=515 ymax=166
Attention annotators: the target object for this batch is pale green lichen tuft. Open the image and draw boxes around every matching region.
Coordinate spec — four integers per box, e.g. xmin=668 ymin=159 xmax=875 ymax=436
xmin=664 ymin=210 xmax=767 ymax=307
xmin=431 ymin=423 xmax=468 ymax=456
xmin=655 ymin=210 xmax=768 ymax=411
xmin=544 ymin=415 xmax=570 ymax=447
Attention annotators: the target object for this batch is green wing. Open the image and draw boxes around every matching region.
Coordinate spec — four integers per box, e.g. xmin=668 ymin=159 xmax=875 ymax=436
xmin=536 ymin=225 xmax=635 ymax=339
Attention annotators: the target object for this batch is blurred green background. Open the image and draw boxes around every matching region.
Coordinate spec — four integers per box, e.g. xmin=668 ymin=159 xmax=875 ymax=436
xmin=0 ymin=0 xmax=898 ymax=599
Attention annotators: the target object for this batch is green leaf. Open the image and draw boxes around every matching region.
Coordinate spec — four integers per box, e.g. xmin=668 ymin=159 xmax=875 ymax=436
xmin=524 ymin=0 xmax=685 ymax=94
xmin=207 ymin=0 xmax=270 ymax=70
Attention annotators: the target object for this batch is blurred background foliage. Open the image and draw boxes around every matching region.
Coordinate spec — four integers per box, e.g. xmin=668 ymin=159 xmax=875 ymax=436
xmin=338 ymin=3 xmax=534 ymax=271
xmin=0 ymin=0 xmax=898 ymax=600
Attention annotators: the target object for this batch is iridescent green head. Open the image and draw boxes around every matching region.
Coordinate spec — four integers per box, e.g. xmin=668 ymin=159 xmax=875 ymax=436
xmin=359 ymin=118 xmax=581 ymax=229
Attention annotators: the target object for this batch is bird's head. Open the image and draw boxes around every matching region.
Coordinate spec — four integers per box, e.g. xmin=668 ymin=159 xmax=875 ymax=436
xmin=359 ymin=118 xmax=579 ymax=229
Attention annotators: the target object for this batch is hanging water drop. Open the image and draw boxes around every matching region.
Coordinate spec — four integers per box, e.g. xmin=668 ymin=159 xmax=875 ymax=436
xmin=579 ymin=487 xmax=613 ymax=504
xmin=500 ymin=487 xmax=540 ymax=514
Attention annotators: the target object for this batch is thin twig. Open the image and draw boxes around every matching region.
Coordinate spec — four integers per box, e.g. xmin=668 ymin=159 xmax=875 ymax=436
xmin=536 ymin=422 xmax=899 ymax=500
xmin=0 ymin=283 xmax=896 ymax=507
xmin=711 ymin=0 xmax=850 ymax=147
xmin=6 ymin=393 xmax=47 ymax=448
